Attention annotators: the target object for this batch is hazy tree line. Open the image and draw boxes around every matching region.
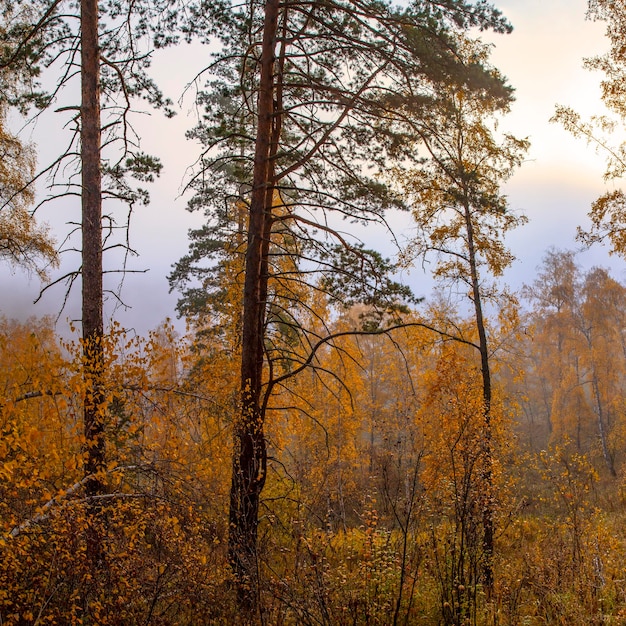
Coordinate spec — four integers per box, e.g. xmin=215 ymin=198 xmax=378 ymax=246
xmin=1 ymin=0 xmax=626 ymax=624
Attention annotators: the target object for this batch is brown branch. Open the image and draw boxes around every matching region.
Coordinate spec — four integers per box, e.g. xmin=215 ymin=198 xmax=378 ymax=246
xmin=8 ymin=464 xmax=152 ymax=538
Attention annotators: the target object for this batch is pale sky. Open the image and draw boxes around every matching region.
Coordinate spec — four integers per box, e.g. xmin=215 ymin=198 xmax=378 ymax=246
xmin=0 ymin=0 xmax=620 ymax=333
xmin=485 ymin=0 xmax=617 ymax=287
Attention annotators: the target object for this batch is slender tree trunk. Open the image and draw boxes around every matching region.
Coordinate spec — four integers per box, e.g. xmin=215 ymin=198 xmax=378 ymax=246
xmin=591 ymin=370 xmax=617 ymax=477
xmin=81 ymin=0 xmax=104 ymax=566
xmin=463 ymin=203 xmax=494 ymax=594
xmin=228 ymin=0 xmax=279 ymax=611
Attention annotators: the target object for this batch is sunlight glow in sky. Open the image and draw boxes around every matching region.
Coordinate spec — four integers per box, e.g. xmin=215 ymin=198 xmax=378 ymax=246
xmin=482 ymin=0 xmax=619 ymax=291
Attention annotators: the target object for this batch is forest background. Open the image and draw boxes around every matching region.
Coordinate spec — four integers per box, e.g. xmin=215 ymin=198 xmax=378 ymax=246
xmin=2 ymin=0 xmax=626 ymax=625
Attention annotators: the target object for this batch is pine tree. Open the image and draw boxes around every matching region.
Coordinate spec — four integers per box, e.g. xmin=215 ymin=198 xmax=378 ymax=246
xmin=172 ymin=0 xmax=514 ymax=610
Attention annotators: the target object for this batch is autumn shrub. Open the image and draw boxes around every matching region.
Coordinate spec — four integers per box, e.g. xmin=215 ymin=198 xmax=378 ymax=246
xmin=492 ymin=444 xmax=626 ymax=625
xmin=0 ymin=319 xmax=239 ymax=624
xmin=260 ymin=512 xmax=413 ymax=625
xmin=251 ymin=471 xmax=431 ymax=625
xmin=0 ymin=495 xmax=235 ymax=625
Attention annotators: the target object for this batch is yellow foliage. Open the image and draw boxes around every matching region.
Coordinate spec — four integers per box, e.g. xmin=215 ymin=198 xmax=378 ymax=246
xmin=4 ymin=296 xmax=626 ymax=623
xmin=0 ymin=116 xmax=57 ymax=279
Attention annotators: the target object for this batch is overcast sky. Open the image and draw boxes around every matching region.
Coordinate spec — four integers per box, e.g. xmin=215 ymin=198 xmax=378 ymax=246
xmin=0 ymin=0 xmax=619 ymax=334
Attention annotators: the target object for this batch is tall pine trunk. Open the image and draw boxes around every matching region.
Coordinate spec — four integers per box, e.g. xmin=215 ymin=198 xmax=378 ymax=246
xmin=228 ymin=0 xmax=279 ymax=611
xmin=81 ymin=0 xmax=105 ymax=566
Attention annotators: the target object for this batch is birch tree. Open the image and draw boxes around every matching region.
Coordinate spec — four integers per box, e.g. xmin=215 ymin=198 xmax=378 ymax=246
xmin=0 ymin=3 xmax=57 ymax=277
xmin=393 ymin=49 xmax=528 ymax=595
xmin=0 ymin=118 xmax=57 ymax=278
xmin=554 ymin=1 xmax=626 ymax=257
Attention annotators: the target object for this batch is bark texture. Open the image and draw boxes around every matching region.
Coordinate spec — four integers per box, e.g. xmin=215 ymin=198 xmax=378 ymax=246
xmin=228 ymin=0 xmax=279 ymax=611
xmin=81 ymin=0 xmax=105 ymax=564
